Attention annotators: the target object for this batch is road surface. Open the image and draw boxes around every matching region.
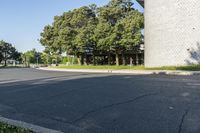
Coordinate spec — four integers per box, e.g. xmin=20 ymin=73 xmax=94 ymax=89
xmin=0 ymin=68 xmax=200 ymax=133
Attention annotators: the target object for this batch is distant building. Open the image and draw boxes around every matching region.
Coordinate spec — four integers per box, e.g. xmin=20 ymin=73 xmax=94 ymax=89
xmin=137 ymin=0 xmax=200 ymax=67
xmin=1 ymin=60 xmax=19 ymax=65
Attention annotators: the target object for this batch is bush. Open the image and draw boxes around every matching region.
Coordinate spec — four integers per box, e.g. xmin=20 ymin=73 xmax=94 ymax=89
xmin=0 ymin=122 xmax=33 ymax=133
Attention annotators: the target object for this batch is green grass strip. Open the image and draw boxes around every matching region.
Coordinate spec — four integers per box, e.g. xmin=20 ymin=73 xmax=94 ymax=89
xmin=50 ymin=65 xmax=200 ymax=71
xmin=0 ymin=122 xmax=33 ymax=133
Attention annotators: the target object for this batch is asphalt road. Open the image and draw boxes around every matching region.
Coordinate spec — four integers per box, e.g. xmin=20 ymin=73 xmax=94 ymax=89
xmin=0 ymin=68 xmax=200 ymax=133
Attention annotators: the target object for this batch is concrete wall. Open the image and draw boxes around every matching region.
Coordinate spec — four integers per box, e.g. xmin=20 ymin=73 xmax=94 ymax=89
xmin=145 ymin=0 xmax=200 ymax=67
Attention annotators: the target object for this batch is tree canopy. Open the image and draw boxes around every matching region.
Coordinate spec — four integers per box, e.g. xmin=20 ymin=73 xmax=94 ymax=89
xmin=40 ymin=0 xmax=144 ymax=66
xmin=0 ymin=40 xmax=21 ymax=66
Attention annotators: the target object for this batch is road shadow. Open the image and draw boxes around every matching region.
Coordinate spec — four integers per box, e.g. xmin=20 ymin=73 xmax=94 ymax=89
xmin=0 ymin=72 xmax=199 ymax=133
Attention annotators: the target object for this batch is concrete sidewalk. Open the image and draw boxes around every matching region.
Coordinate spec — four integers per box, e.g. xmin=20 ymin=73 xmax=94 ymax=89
xmin=38 ymin=67 xmax=200 ymax=76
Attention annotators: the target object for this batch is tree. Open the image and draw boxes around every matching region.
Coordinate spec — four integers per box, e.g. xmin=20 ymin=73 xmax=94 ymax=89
xmin=74 ymin=16 xmax=98 ymax=65
xmin=39 ymin=48 xmax=52 ymax=65
xmin=22 ymin=49 xmax=46 ymax=67
xmin=23 ymin=49 xmax=37 ymax=65
xmin=40 ymin=25 xmax=56 ymax=54
xmin=40 ymin=0 xmax=144 ymax=66
xmin=96 ymin=0 xmax=143 ymax=65
xmin=0 ymin=40 xmax=19 ymax=66
xmin=94 ymin=20 xmax=113 ymax=65
xmin=40 ymin=5 xmax=98 ymax=65
xmin=67 ymin=5 xmax=97 ymax=65
xmin=115 ymin=10 xmax=144 ymax=65
xmin=0 ymin=48 xmax=3 ymax=63
xmin=40 ymin=52 xmax=50 ymax=65
xmin=12 ymin=51 xmax=22 ymax=63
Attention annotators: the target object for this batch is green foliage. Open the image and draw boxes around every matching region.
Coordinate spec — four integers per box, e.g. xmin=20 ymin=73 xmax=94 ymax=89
xmin=22 ymin=49 xmax=37 ymax=64
xmin=61 ymin=56 xmax=79 ymax=65
xmin=62 ymin=57 xmax=68 ymax=64
xmin=41 ymin=52 xmax=51 ymax=65
xmin=40 ymin=0 xmax=144 ymax=66
xmin=0 ymin=122 xmax=33 ymax=133
xmin=22 ymin=49 xmax=44 ymax=65
xmin=94 ymin=21 xmax=113 ymax=50
xmin=0 ymin=40 xmax=21 ymax=66
xmin=40 ymin=25 xmax=55 ymax=52
xmin=118 ymin=10 xmax=144 ymax=49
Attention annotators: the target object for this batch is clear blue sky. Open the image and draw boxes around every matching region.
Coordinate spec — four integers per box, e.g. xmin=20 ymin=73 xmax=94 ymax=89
xmin=0 ymin=0 xmax=143 ymax=52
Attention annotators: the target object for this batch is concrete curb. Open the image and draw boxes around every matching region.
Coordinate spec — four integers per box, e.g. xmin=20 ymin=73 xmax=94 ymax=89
xmin=0 ymin=116 xmax=63 ymax=133
xmin=37 ymin=67 xmax=200 ymax=76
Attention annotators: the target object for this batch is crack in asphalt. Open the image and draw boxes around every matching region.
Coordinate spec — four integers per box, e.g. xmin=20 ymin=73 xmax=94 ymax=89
xmin=49 ymin=116 xmax=74 ymax=125
xmin=72 ymin=93 xmax=158 ymax=123
xmin=178 ymin=108 xmax=190 ymax=133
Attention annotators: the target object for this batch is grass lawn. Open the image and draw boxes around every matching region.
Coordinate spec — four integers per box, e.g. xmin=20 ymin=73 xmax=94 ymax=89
xmin=147 ymin=65 xmax=200 ymax=71
xmin=50 ymin=65 xmax=145 ymax=70
xmin=50 ymin=65 xmax=200 ymax=71
xmin=0 ymin=122 xmax=33 ymax=133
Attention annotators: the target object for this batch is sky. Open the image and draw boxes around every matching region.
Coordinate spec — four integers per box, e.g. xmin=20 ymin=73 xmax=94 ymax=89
xmin=0 ymin=0 xmax=143 ymax=52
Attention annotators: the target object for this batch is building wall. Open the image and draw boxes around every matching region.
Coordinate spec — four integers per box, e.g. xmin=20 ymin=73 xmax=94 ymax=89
xmin=145 ymin=0 xmax=200 ymax=67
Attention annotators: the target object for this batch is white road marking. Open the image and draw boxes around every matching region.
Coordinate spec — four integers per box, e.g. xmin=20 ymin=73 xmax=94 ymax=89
xmin=187 ymin=83 xmax=200 ymax=86
xmin=0 ymin=80 xmax=22 ymax=84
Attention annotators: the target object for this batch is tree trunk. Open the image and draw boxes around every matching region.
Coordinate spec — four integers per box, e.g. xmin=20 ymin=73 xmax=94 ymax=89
xmin=130 ymin=56 xmax=133 ymax=66
xmin=13 ymin=60 xmax=16 ymax=66
xmin=108 ymin=52 xmax=111 ymax=65
xmin=115 ymin=52 xmax=119 ymax=66
xmin=84 ymin=54 xmax=87 ymax=65
xmin=103 ymin=56 xmax=106 ymax=65
xmin=93 ymin=54 xmax=96 ymax=65
xmin=122 ymin=53 xmax=126 ymax=65
xmin=4 ymin=52 xmax=7 ymax=66
xmin=56 ymin=56 xmax=58 ymax=66
xmin=136 ymin=54 xmax=139 ymax=65
xmin=4 ymin=60 xmax=7 ymax=66
xmin=81 ymin=54 xmax=84 ymax=65
xmin=77 ymin=55 xmax=81 ymax=65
